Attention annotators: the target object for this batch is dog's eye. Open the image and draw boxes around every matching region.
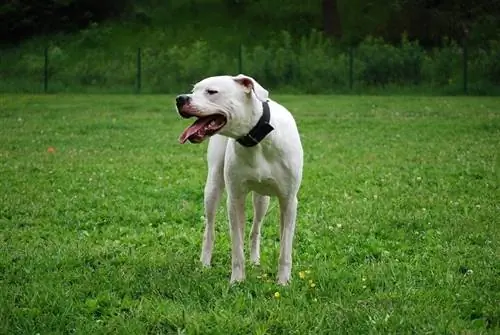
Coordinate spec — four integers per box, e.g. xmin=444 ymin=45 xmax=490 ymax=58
xmin=206 ymin=89 xmax=218 ymax=95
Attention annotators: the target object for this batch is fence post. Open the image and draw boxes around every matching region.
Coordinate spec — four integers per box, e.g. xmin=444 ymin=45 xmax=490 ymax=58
xmin=462 ymin=38 xmax=468 ymax=94
xmin=136 ymin=47 xmax=142 ymax=94
xmin=349 ymin=46 xmax=354 ymax=90
xmin=238 ymin=44 xmax=243 ymax=74
xmin=44 ymin=46 xmax=48 ymax=93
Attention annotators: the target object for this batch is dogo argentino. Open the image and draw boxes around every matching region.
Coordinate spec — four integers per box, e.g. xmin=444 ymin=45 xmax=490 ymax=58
xmin=175 ymin=74 xmax=303 ymax=285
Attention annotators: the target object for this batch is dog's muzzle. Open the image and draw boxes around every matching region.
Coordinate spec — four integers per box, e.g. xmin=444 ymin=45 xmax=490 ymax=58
xmin=176 ymin=95 xmax=192 ymax=118
xmin=175 ymin=94 xmax=227 ymax=144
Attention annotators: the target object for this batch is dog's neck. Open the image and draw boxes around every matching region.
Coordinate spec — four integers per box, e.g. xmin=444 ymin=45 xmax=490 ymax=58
xmin=223 ymin=96 xmax=266 ymax=139
xmin=236 ymin=99 xmax=274 ymax=147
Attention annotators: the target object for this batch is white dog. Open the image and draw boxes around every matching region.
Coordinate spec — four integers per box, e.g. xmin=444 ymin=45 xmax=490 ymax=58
xmin=175 ymin=74 xmax=303 ymax=285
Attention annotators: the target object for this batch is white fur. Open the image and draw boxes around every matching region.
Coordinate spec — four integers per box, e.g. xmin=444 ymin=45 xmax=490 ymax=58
xmin=177 ymin=74 xmax=303 ymax=285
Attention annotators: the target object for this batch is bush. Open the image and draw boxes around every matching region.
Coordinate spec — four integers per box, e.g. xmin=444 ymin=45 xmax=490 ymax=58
xmin=243 ymin=30 xmax=348 ymax=93
xmin=355 ymin=34 xmax=425 ymax=86
xmin=470 ymin=40 xmax=500 ymax=85
xmin=142 ymin=41 xmax=237 ymax=93
xmin=421 ymin=38 xmax=462 ymax=87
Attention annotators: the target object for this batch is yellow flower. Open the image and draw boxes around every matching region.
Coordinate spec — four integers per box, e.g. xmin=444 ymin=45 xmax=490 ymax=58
xmin=305 ymin=270 xmax=311 ymax=274
xmin=274 ymin=291 xmax=281 ymax=299
xmin=309 ymin=279 xmax=316 ymax=288
xmin=299 ymin=271 xmax=306 ymax=279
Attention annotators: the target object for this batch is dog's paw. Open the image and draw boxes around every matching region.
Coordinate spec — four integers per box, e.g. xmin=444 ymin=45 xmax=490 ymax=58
xmin=200 ymin=254 xmax=212 ymax=267
xmin=201 ymin=262 xmax=211 ymax=268
xmin=250 ymin=258 xmax=260 ymax=267
xmin=276 ymin=274 xmax=291 ymax=286
xmin=230 ymin=271 xmax=245 ymax=284
xmin=277 ymin=279 xmax=290 ymax=286
xmin=229 ymin=279 xmax=245 ymax=287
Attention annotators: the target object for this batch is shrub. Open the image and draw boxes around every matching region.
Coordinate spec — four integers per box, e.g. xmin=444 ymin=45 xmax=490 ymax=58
xmin=356 ymin=36 xmax=400 ymax=85
xmin=398 ymin=34 xmax=425 ymax=84
xmin=355 ymin=34 xmax=425 ymax=86
xmin=142 ymin=41 xmax=237 ymax=93
xmin=243 ymin=30 xmax=348 ymax=93
xmin=470 ymin=40 xmax=500 ymax=85
xmin=421 ymin=38 xmax=462 ymax=87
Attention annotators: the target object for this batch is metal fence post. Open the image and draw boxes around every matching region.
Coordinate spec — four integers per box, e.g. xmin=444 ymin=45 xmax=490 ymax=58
xmin=44 ymin=46 xmax=48 ymax=93
xmin=136 ymin=47 xmax=142 ymax=94
xmin=463 ymin=38 xmax=468 ymax=94
xmin=349 ymin=46 xmax=354 ymax=90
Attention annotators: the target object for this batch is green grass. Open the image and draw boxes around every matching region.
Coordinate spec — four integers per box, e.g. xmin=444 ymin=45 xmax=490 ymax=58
xmin=0 ymin=93 xmax=499 ymax=334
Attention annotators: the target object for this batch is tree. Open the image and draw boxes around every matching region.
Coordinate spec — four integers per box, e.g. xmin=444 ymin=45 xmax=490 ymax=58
xmin=0 ymin=0 xmax=131 ymax=45
xmin=322 ymin=0 xmax=342 ymax=38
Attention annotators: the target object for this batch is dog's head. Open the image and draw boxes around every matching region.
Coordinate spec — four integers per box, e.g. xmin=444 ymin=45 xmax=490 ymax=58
xmin=175 ymin=74 xmax=268 ymax=144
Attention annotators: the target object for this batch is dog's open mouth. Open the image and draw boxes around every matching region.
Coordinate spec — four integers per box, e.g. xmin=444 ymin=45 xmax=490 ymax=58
xmin=179 ymin=114 xmax=227 ymax=144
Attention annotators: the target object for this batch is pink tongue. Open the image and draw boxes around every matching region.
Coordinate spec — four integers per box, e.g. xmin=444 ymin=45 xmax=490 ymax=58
xmin=179 ymin=117 xmax=212 ymax=144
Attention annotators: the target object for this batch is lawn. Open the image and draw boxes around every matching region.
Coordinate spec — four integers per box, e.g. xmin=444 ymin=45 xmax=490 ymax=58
xmin=0 ymin=93 xmax=499 ymax=334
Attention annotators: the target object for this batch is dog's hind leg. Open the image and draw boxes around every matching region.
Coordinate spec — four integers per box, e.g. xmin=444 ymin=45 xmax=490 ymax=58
xmin=276 ymin=195 xmax=298 ymax=285
xmin=200 ymin=135 xmax=227 ymax=267
xmin=250 ymin=192 xmax=270 ymax=265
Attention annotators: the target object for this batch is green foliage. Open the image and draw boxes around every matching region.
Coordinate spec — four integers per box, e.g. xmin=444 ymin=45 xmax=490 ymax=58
xmin=469 ymin=40 xmax=500 ymax=86
xmin=421 ymin=38 xmax=462 ymax=87
xmin=2 ymin=0 xmax=499 ymax=95
xmin=2 ymin=29 xmax=500 ymax=95
xmin=242 ymin=30 xmax=347 ymax=94
xmin=352 ymin=35 xmax=427 ymax=87
xmin=141 ymin=41 xmax=237 ymax=93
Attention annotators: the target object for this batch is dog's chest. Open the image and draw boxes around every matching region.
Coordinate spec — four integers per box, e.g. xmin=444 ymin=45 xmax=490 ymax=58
xmin=246 ymin=178 xmax=279 ymax=196
xmin=227 ymin=151 xmax=285 ymax=196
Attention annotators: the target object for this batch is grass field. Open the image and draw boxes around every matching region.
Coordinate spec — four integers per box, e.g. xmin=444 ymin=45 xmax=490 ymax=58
xmin=0 ymin=94 xmax=499 ymax=334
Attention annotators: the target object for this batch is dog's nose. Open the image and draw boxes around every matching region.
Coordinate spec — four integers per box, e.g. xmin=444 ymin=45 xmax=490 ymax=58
xmin=176 ymin=95 xmax=190 ymax=108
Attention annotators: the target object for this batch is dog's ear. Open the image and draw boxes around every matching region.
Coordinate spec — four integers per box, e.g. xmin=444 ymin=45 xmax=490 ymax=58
xmin=233 ymin=74 xmax=269 ymax=102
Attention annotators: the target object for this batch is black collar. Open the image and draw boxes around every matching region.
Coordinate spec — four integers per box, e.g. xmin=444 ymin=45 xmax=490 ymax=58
xmin=236 ymin=101 xmax=275 ymax=147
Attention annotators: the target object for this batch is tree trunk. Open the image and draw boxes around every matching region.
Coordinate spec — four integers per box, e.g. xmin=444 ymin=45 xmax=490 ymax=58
xmin=322 ymin=0 xmax=342 ymax=38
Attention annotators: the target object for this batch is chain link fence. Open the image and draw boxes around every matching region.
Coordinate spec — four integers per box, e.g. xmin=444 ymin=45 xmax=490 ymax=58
xmin=1 ymin=35 xmax=499 ymax=95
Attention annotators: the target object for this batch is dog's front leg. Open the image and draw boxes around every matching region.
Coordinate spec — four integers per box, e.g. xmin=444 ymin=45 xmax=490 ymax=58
xmin=277 ymin=195 xmax=298 ymax=285
xmin=200 ymin=170 xmax=224 ymax=267
xmin=227 ymin=192 xmax=247 ymax=283
xmin=200 ymin=135 xmax=226 ymax=267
